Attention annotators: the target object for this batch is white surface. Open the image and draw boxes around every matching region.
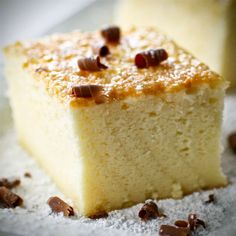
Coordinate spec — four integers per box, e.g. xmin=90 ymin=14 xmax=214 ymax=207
xmin=0 ymin=0 xmax=95 ymax=62
xmin=1 ymin=0 xmax=236 ymax=235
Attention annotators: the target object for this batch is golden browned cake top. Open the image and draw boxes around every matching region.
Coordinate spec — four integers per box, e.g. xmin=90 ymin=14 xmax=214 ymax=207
xmin=4 ymin=27 xmax=225 ymax=106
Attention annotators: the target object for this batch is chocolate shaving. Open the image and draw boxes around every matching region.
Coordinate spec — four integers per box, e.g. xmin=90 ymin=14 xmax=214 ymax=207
xmin=196 ymin=218 xmax=206 ymax=229
xmin=188 ymin=214 xmax=206 ymax=231
xmin=135 ymin=49 xmax=168 ymax=69
xmin=162 ymin=214 xmax=205 ymax=235
xmin=228 ymin=132 xmax=236 ymax=154
xmin=24 ymin=172 xmax=32 ymax=178
xmin=0 ymin=177 xmax=20 ymax=189
xmin=138 ymin=201 xmax=158 ymax=220
xmin=174 ymin=220 xmax=189 ymax=228
xmin=92 ymin=43 xmax=110 ymax=57
xmin=47 ymin=196 xmax=74 ymax=217
xmin=89 ymin=211 xmax=108 ymax=219
xmin=71 ymin=84 xmax=104 ymax=98
xmin=78 ymin=56 xmax=108 ymax=72
xmin=138 ymin=201 xmax=165 ymax=221
xmin=188 ymin=214 xmax=197 ymax=231
xmin=0 ymin=186 xmax=23 ymax=208
xmin=205 ymin=194 xmax=215 ymax=204
xmin=159 ymin=225 xmax=190 ymax=236
xmin=101 ymin=26 xmax=120 ymax=44
xmin=35 ymin=67 xmax=48 ymax=73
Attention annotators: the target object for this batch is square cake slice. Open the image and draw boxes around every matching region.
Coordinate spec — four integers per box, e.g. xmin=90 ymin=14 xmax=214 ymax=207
xmin=4 ymin=27 xmax=227 ymax=216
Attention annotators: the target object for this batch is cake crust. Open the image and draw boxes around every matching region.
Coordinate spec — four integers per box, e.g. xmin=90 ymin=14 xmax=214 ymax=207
xmin=4 ymin=27 xmax=226 ymax=106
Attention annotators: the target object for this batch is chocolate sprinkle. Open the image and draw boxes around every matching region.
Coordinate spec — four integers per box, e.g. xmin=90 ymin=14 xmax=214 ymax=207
xmin=159 ymin=225 xmax=189 ymax=236
xmin=205 ymin=194 xmax=215 ymax=204
xmin=24 ymin=172 xmax=32 ymax=178
xmin=135 ymin=49 xmax=168 ymax=69
xmin=47 ymin=196 xmax=74 ymax=217
xmin=228 ymin=132 xmax=236 ymax=154
xmin=174 ymin=220 xmax=189 ymax=228
xmin=35 ymin=67 xmax=48 ymax=73
xmin=0 ymin=177 xmax=20 ymax=189
xmin=188 ymin=214 xmax=206 ymax=231
xmin=92 ymin=43 xmax=110 ymax=57
xmin=138 ymin=201 xmax=164 ymax=221
xmin=0 ymin=186 xmax=23 ymax=208
xmin=188 ymin=214 xmax=197 ymax=231
xmin=196 ymin=218 xmax=206 ymax=229
xmin=78 ymin=56 xmax=108 ymax=72
xmin=162 ymin=214 xmax=206 ymax=235
xmin=89 ymin=211 xmax=108 ymax=219
xmin=71 ymin=84 xmax=104 ymax=99
xmin=101 ymin=26 xmax=120 ymax=44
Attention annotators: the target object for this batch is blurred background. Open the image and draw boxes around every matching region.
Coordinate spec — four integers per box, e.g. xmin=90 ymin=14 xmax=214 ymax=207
xmin=0 ymin=0 xmax=115 ymax=62
xmin=1 ymin=0 xmax=92 ymax=46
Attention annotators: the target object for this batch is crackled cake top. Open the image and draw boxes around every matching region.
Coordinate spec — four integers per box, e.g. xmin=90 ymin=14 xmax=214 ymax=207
xmin=4 ymin=27 xmax=225 ymax=106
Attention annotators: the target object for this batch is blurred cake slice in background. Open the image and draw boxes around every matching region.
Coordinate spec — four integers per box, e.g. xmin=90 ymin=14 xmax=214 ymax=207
xmin=115 ymin=0 xmax=236 ymax=88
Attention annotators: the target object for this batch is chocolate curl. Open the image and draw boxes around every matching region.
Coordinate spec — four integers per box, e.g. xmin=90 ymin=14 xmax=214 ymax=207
xmin=71 ymin=84 xmax=109 ymax=104
xmin=78 ymin=56 xmax=108 ymax=72
xmin=159 ymin=225 xmax=190 ymax=236
xmin=47 ymin=196 xmax=74 ymax=217
xmin=205 ymin=194 xmax=216 ymax=204
xmin=138 ymin=201 xmax=165 ymax=221
xmin=135 ymin=49 xmax=168 ymax=68
xmin=0 ymin=186 xmax=23 ymax=208
xmin=228 ymin=132 xmax=236 ymax=153
xmin=92 ymin=43 xmax=110 ymax=57
xmin=71 ymin=84 xmax=104 ymax=98
xmin=0 ymin=177 xmax=20 ymax=189
xmin=101 ymin=26 xmax=120 ymax=44
xmin=174 ymin=220 xmax=189 ymax=228
xmin=188 ymin=214 xmax=206 ymax=231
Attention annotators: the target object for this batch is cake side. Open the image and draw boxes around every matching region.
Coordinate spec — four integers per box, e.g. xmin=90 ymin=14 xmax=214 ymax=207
xmin=72 ymin=84 xmax=227 ymax=215
xmin=3 ymin=27 xmax=226 ymax=107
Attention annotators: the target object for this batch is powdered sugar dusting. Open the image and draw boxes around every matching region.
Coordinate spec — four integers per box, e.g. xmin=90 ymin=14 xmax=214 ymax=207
xmin=0 ymin=76 xmax=236 ymax=236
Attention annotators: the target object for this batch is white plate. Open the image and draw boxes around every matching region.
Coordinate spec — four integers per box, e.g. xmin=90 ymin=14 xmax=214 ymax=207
xmin=1 ymin=1 xmax=236 ymax=235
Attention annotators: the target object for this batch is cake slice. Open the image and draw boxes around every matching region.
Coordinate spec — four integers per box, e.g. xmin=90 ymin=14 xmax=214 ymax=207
xmin=4 ymin=27 xmax=227 ymax=216
xmin=115 ymin=0 xmax=236 ymax=88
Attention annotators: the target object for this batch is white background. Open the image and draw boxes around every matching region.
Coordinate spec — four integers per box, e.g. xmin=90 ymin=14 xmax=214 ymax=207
xmin=0 ymin=0 xmax=95 ymax=61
